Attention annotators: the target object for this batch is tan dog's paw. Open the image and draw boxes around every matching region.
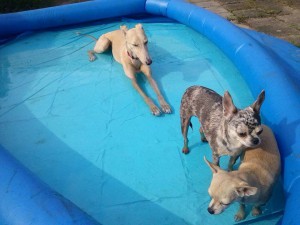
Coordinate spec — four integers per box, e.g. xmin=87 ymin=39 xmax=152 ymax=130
xmin=234 ymin=211 xmax=246 ymax=222
xmin=252 ymin=206 xmax=262 ymax=217
xmin=161 ymin=103 xmax=171 ymax=114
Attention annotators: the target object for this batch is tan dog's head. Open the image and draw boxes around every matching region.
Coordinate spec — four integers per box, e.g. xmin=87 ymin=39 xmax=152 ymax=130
xmin=204 ymin=157 xmax=257 ymax=215
xmin=121 ymin=24 xmax=152 ymax=65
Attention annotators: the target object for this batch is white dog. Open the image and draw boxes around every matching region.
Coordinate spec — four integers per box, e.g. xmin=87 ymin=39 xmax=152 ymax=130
xmin=78 ymin=24 xmax=171 ymax=116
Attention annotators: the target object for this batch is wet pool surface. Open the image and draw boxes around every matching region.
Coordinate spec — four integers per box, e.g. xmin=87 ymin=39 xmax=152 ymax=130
xmin=0 ymin=20 xmax=284 ymax=224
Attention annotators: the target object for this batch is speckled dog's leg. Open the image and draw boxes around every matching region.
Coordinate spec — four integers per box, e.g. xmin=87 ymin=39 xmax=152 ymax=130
xmin=180 ymin=92 xmax=192 ymax=154
xmin=200 ymin=126 xmax=207 ymax=142
xmin=181 ymin=115 xmax=191 ymax=154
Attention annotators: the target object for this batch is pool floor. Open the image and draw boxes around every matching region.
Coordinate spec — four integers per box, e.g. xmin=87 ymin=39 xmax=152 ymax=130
xmin=0 ymin=20 xmax=284 ymax=224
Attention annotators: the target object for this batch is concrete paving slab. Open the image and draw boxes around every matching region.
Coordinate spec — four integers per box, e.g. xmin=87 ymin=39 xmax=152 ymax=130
xmin=187 ymin=0 xmax=300 ymax=46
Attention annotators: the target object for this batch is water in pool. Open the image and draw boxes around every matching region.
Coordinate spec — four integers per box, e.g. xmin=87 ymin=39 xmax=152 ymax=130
xmin=0 ymin=20 xmax=284 ymax=224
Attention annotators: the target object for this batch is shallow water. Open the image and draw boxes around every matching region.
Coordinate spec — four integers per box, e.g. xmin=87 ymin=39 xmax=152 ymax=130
xmin=0 ymin=20 xmax=284 ymax=225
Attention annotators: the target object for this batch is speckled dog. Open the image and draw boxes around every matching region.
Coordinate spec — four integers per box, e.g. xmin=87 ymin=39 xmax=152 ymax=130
xmin=180 ymin=86 xmax=265 ymax=170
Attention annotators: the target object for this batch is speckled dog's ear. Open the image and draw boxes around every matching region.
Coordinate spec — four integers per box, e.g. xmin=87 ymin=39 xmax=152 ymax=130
xmin=223 ymin=91 xmax=237 ymax=119
xmin=251 ymin=90 xmax=265 ymax=113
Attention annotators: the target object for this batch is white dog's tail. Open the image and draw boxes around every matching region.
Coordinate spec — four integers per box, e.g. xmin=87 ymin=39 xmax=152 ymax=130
xmin=75 ymin=32 xmax=98 ymax=41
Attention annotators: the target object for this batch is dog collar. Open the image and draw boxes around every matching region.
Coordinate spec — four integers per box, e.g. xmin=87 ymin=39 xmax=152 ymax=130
xmin=127 ymin=51 xmax=138 ymax=60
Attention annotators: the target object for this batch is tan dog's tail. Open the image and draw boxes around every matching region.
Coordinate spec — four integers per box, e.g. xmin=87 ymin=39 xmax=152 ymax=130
xmin=75 ymin=32 xmax=98 ymax=41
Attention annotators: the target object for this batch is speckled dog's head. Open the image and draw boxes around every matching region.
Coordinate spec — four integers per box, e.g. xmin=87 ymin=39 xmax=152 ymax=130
xmin=223 ymin=90 xmax=265 ymax=148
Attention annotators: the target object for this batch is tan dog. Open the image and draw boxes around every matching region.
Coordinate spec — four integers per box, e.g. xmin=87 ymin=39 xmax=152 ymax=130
xmin=80 ymin=24 xmax=171 ymax=116
xmin=204 ymin=125 xmax=281 ymax=221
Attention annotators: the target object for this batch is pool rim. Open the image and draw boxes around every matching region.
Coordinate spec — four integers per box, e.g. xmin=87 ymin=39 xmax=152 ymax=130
xmin=0 ymin=0 xmax=299 ymax=224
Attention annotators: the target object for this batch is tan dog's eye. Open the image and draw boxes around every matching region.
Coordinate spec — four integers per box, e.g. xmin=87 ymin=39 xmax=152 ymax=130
xmin=132 ymin=43 xmax=138 ymax=47
xmin=220 ymin=202 xmax=230 ymax=206
xmin=144 ymin=40 xmax=148 ymax=45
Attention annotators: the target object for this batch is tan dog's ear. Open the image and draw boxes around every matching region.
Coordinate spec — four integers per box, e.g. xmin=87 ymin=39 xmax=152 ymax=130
xmin=204 ymin=156 xmax=220 ymax=174
xmin=223 ymin=91 xmax=237 ymax=119
xmin=120 ymin=25 xmax=128 ymax=36
xmin=235 ymin=186 xmax=257 ymax=197
xmin=135 ymin=23 xmax=143 ymax=29
xmin=251 ymin=90 xmax=265 ymax=113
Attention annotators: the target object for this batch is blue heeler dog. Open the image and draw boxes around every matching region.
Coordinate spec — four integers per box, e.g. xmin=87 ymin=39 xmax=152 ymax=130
xmin=180 ymin=86 xmax=265 ymax=170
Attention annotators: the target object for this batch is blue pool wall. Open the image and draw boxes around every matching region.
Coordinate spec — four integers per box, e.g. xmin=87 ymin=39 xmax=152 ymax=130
xmin=0 ymin=0 xmax=146 ymax=39
xmin=0 ymin=0 xmax=299 ymax=224
xmin=0 ymin=145 xmax=99 ymax=225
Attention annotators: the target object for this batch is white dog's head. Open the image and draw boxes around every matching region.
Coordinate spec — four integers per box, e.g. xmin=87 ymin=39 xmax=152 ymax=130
xmin=121 ymin=24 xmax=152 ymax=65
xmin=204 ymin=157 xmax=257 ymax=215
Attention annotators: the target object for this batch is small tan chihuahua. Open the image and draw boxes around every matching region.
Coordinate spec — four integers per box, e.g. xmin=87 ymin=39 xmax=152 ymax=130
xmin=204 ymin=125 xmax=281 ymax=221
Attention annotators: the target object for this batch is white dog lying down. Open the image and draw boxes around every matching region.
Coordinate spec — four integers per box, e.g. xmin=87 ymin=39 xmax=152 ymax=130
xmin=204 ymin=125 xmax=281 ymax=221
xmin=78 ymin=24 xmax=171 ymax=116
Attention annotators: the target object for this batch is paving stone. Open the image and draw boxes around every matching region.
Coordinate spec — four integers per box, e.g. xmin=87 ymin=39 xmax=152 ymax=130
xmin=194 ymin=1 xmax=222 ymax=9
xmin=277 ymin=11 xmax=300 ymax=30
xmin=247 ymin=17 xmax=299 ymax=36
xmin=233 ymin=8 xmax=267 ymax=19
xmin=222 ymin=2 xmax=255 ymax=11
xmin=255 ymin=1 xmax=283 ymax=14
xmin=216 ymin=0 xmax=241 ymax=4
xmin=287 ymin=0 xmax=300 ymax=8
xmin=278 ymin=5 xmax=296 ymax=15
xmin=279 ymin=35 xmax=300 ymax=46
xmin=218 ymin=11 xmax=233 ymax=19
xmin=188 ymin=0 xmax=300 ymax=46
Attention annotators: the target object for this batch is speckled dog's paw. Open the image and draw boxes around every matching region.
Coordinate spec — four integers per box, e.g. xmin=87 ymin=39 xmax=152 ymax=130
xmin=182 ymin=146 xmax=189 ymax=154
xmin=89 ymin=55 xmax=96 ymax=62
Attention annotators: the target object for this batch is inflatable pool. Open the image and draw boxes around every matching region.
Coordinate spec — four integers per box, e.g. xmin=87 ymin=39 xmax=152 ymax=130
xmin=0 ymin=0 xmax=299 ymax=224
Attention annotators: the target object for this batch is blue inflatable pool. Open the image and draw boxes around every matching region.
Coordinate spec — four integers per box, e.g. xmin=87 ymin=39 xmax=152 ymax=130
xmin=0 ymin=0 xmax=299 ymax=224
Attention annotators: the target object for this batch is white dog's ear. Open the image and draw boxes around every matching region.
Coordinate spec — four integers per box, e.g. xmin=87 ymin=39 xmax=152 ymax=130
xmin=135 ymin=23 xmax=143 ymax=29
xmin=251 ymin=90 xmax=265 ymax=113
xmin=223 ymin=91 xmax=237 ymax=119
xmin=235 ymin=186 xmax=257 ymax=197
xmin=120 ymin=25 xmax=128 ymax=36
xmin=204 ymin=156 xmax=220 ymax=174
